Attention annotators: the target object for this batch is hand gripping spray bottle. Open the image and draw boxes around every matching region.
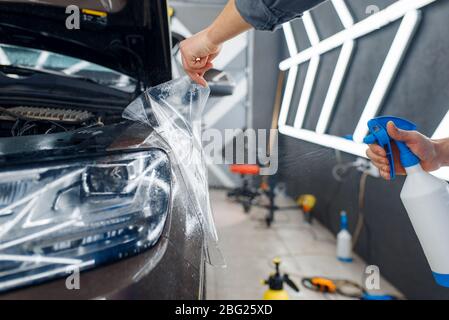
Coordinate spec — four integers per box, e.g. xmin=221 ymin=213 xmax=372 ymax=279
xmin=364 ymin=116 xmax=449 ymax=287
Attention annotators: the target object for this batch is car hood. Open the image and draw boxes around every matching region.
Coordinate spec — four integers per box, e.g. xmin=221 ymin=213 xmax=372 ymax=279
xmin=0 ymin=0 xmax=172 ymax=88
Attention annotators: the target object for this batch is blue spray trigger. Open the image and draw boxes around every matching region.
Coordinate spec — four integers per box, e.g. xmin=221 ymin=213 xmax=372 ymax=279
xmin=363 ymin=116 xmax=420 ymax=179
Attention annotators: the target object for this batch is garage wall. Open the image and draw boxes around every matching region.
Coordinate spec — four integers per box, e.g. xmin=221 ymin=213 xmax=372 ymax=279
xmin=253 ymin=0 xmax=449 ymax=299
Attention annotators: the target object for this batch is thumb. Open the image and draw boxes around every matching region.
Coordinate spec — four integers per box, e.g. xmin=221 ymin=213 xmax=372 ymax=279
xmin=387 ymin=121 xmax=412 ymax=142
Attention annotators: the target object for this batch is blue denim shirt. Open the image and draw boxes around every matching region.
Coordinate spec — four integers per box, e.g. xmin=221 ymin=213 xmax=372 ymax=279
xmin=235 ymin=0 xmax=325 ymax=31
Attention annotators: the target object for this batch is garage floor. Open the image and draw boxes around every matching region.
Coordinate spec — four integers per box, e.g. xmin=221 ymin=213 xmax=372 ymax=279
xmin=206 ymin=190 xmax=402 ymax=300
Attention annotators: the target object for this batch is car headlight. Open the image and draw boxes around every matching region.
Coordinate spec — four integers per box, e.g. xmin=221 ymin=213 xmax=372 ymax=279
xmin=0 ymin=149 xmax=171 ymax=292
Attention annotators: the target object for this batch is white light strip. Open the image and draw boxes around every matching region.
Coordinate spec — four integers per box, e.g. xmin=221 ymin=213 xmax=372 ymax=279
xmin=279 ymin=125 xmax=367 ymax=157
xmin=278 ymin=66 xmax=298 ymax=127
xmin=278 ymin=0 xmax=447 ymax=180
xmin=431 ymin=109 xmax=449 ymax=139
xmin=332 ymin=0 xmax=354 ymax=28
xmin=293 ymin=12 xmax=320 ymax=128
xmin=316 ymin=0 xmax=354 ymax=134
xmin=280 ymin=125 xmax=449 ymax=181
xmin=316 ymin=41 xmax=354 ymax=134
xmin=353 ymin=10 xmax=421 ymax=142
xmin=279 ymin=0 xmax=437 ymax=71
xmin=294 ymin=57 xmax=319 ymax=128
xmin=303 ymin=12 xmax=320 ymax=45
xmin=282 ymin=22 xmax=298 ymax=57
xmin=214 ymin=33 xmax=248 ymax=70
xmin=279 ymin=22 xmax=299 ymax=127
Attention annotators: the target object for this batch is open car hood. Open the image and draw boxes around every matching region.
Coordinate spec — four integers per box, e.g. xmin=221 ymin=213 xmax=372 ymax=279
xmin=0 ymin=0 xmax=172 ymax=88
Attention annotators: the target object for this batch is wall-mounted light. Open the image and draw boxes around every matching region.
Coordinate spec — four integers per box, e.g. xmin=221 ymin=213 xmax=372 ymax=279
xmin=278 ymin=0 xmax=447 ymax=180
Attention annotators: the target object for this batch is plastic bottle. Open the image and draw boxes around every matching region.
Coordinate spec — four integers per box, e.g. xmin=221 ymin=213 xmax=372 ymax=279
xmin=364 ymin=116 xmax=449 ymax=287
xmin=262 ymin=258 xmax=299 ymax=300
xmin=337 ymin=211 xmax=353 ymax=262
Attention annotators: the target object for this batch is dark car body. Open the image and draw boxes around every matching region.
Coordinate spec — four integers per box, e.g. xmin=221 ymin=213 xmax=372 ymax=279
xmin=0 ymin=0 xmax=206 ymax=299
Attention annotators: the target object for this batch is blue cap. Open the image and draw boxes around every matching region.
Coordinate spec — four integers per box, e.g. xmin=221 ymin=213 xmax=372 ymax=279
xmin=340 ymin=211 xmax=348 ymax=230
xmin=363 ymin=116 xmax=420 ymax=180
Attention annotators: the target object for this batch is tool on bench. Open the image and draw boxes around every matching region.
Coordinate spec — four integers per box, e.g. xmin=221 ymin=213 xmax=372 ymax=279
xmin=262 ymin=258 xmax=299 ymax=300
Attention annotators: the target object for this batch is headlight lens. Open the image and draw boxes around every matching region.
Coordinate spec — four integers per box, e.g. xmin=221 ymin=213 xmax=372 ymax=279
xmin=0 ymin=149 xmax=171 ymax=292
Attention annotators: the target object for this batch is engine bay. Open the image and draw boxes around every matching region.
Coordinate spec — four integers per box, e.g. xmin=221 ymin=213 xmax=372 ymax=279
xmin=0 ymin=105 xmax=121 ymax=137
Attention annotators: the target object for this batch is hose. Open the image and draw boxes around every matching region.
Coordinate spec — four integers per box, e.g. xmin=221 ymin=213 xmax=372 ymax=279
xmin=301 ymin=277 xmax=365 ymax=299
xmin=352 ymin=171 xmax=369 ymax=249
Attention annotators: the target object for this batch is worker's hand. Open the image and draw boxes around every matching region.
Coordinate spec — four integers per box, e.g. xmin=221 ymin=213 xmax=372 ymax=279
xmin=366 ymin=121 xmax=441 ymax=180
xmin=180 ymin=29 xmax=222 ymax=87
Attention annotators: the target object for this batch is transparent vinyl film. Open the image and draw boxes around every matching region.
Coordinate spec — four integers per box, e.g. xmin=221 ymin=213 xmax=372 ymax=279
xmin=123 ymin=76 xmax=224 ymax=266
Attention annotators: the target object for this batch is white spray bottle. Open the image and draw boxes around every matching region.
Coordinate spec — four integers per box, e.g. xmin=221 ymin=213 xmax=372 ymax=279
xmin=364 ymin=116 xmax=449 ymax=287
xmin=337 ymin=211 xmax=353 ymax=263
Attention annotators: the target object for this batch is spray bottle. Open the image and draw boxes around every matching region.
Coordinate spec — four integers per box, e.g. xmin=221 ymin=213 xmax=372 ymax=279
xmin=262 ymin=258 xmax=299 ymax=300
xmin=337 ymin=211 xmax=353 ymax=262
xmin=364 ymin=116 xmax=449 ymax=287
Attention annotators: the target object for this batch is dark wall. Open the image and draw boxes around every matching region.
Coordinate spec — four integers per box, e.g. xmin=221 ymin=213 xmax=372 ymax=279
xmin=253 ymin=0 xmax=449 ymax=299
xmin=252 ymin=29 xmax=284 ymax=131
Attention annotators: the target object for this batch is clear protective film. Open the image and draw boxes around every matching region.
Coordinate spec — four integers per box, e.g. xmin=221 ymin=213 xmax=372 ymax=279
xmin=123 ymin=77 xmax=224 ymax=266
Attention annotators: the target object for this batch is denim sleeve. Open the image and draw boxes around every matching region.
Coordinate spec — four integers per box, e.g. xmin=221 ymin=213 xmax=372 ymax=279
xmin=235 ymin=0 xmax=325 ymax=31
